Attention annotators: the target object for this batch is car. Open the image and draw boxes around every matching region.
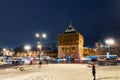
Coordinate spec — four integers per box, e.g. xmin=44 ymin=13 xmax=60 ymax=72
xmin=21 ymin=57 xmax=31 ymax=65
xmin=0 ymin=56 xmax=5 ymax=61
xmin=59 ymin=58 xmax=66 ymax=61
xmin=54 ymin=58 xmax=60 ymax=63
xmin=117 ymin=59 xmax=120 ymax=63
xmin=2 ymin=57 xmax=13 ymax=65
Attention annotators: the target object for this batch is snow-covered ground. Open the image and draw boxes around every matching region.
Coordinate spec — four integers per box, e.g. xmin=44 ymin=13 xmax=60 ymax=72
xmin=0 ymin=64 xmax=120 ymax=80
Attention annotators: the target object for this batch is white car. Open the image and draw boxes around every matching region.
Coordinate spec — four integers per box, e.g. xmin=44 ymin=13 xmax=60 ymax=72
xmin=21 ymin=58 xmax=31 ymax=65
xmin=3 ymin=57 xmax=12 ymax=65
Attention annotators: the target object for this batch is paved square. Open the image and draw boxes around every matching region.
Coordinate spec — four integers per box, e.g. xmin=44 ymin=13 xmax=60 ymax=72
xmin=0 ymin=64 xmax=120 ymax=80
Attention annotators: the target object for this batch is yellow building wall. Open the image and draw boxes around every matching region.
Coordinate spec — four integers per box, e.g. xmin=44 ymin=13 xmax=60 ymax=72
xmin=58 ymin=32 xmax=84 ymax=58
xmin=16 ymin=51 xmax=39 ymax=57
xmin=83 ymin=47 xmax=97 ymax=57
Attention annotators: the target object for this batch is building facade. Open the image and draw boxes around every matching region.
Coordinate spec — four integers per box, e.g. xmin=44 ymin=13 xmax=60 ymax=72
xmin=58 ymin=23 xmax=84 ymax=59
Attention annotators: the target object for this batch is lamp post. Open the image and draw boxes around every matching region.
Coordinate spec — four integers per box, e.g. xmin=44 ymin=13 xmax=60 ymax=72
xmin=35 ymin=33 xmax=47 ymax=61
xmin=37 ymin=42 xmax=42 ymax=60
xmin=35 ymin=33 xmax=46 ymax=41
xmin=3 ymin=48 xmax=7 ymax=56
xmin=24 ymin=44 xmax=31 ymax=57
xmin=105 ymin=38 xmax=115 ymax=55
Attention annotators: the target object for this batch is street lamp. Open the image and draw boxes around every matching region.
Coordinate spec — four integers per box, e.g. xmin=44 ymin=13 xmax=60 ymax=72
xmin=37 ymin=42 xmax=42 ymax=49
xmin=37 ymin=42 xmax=42 ymax=59
xmin=3 ymin=48 xmax=7 ymax=56
xmin=105 ymin=38 xmax=115 ymax=55
xmin=24 ymin=44 xmax=31 ymax=57
xmin=35 ymin=33 xmax=47 ymax=60
xmin=24 ymin=45 xmax=31 ymax=51
xmin=35 ymin=33 xmax=40 ymax=38
xmin=35 ymin=33 xmax=47 ymax=39
xmin=42 ymin=33 xmax=47 ymax=38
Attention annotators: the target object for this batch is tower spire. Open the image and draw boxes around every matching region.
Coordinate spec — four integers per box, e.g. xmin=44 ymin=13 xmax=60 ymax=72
xmin=65 ymin=22 xmax=77 ymax=33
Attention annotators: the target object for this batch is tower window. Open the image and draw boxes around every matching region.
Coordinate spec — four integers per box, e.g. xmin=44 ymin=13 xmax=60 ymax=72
xmin=68 ymin=27 xmax=72 ymax=30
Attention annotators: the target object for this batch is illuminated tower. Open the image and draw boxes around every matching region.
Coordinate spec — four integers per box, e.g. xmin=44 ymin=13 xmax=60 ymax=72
xmin=57 ymin=23 xmax=84 ymax=59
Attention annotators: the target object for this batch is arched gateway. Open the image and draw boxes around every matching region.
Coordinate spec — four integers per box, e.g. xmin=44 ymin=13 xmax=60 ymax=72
xmin=57 ymin=23 xmax=84 ymax=59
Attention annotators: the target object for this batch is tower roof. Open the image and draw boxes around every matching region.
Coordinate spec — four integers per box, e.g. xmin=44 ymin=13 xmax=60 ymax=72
xmin=64 ymin=23 xmax=77 ymax=33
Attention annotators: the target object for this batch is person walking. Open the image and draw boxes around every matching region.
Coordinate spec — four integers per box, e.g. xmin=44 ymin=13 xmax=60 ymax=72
xmin=92 ymin=63 xmax=96 ymax=80
xmin=30 ymin=57 xmax=33 ymax=65
xmin=46 ymin=56 xmax=50 ymax=64
xmin=39 ymin=56 xmax=43 ymax=67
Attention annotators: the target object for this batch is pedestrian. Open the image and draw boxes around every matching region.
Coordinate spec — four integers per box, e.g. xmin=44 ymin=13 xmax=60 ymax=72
xmin=30 ymin=57 xmax=33 ymax=65
xmin=92 ymin=64 xmax=96 ymax=80
xmin=46 ymin=56 xmax=50 ymax=64
xmin=39 ymin=56 xmax=43 ymax=67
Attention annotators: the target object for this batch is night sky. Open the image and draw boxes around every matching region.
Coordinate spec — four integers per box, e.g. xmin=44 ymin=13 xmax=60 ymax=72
xmin=0 ymin=0 xmax=120 ymax=48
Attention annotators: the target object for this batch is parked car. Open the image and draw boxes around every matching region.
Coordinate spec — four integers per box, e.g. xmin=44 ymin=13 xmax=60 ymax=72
xmin=59 ymin=59 xmax=66 ymax=63
xmin=21 ymin=57 xmax=31 ymax=65
xmin=54 ymin=58 xmax=60 ymax=63
xmin=0 ymin=56 xmax=5 ymax=61
xmin=117 ymin=58 xmax=120 ymax=63
xmin=3 ymin=57 xmax=12 ymax=65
